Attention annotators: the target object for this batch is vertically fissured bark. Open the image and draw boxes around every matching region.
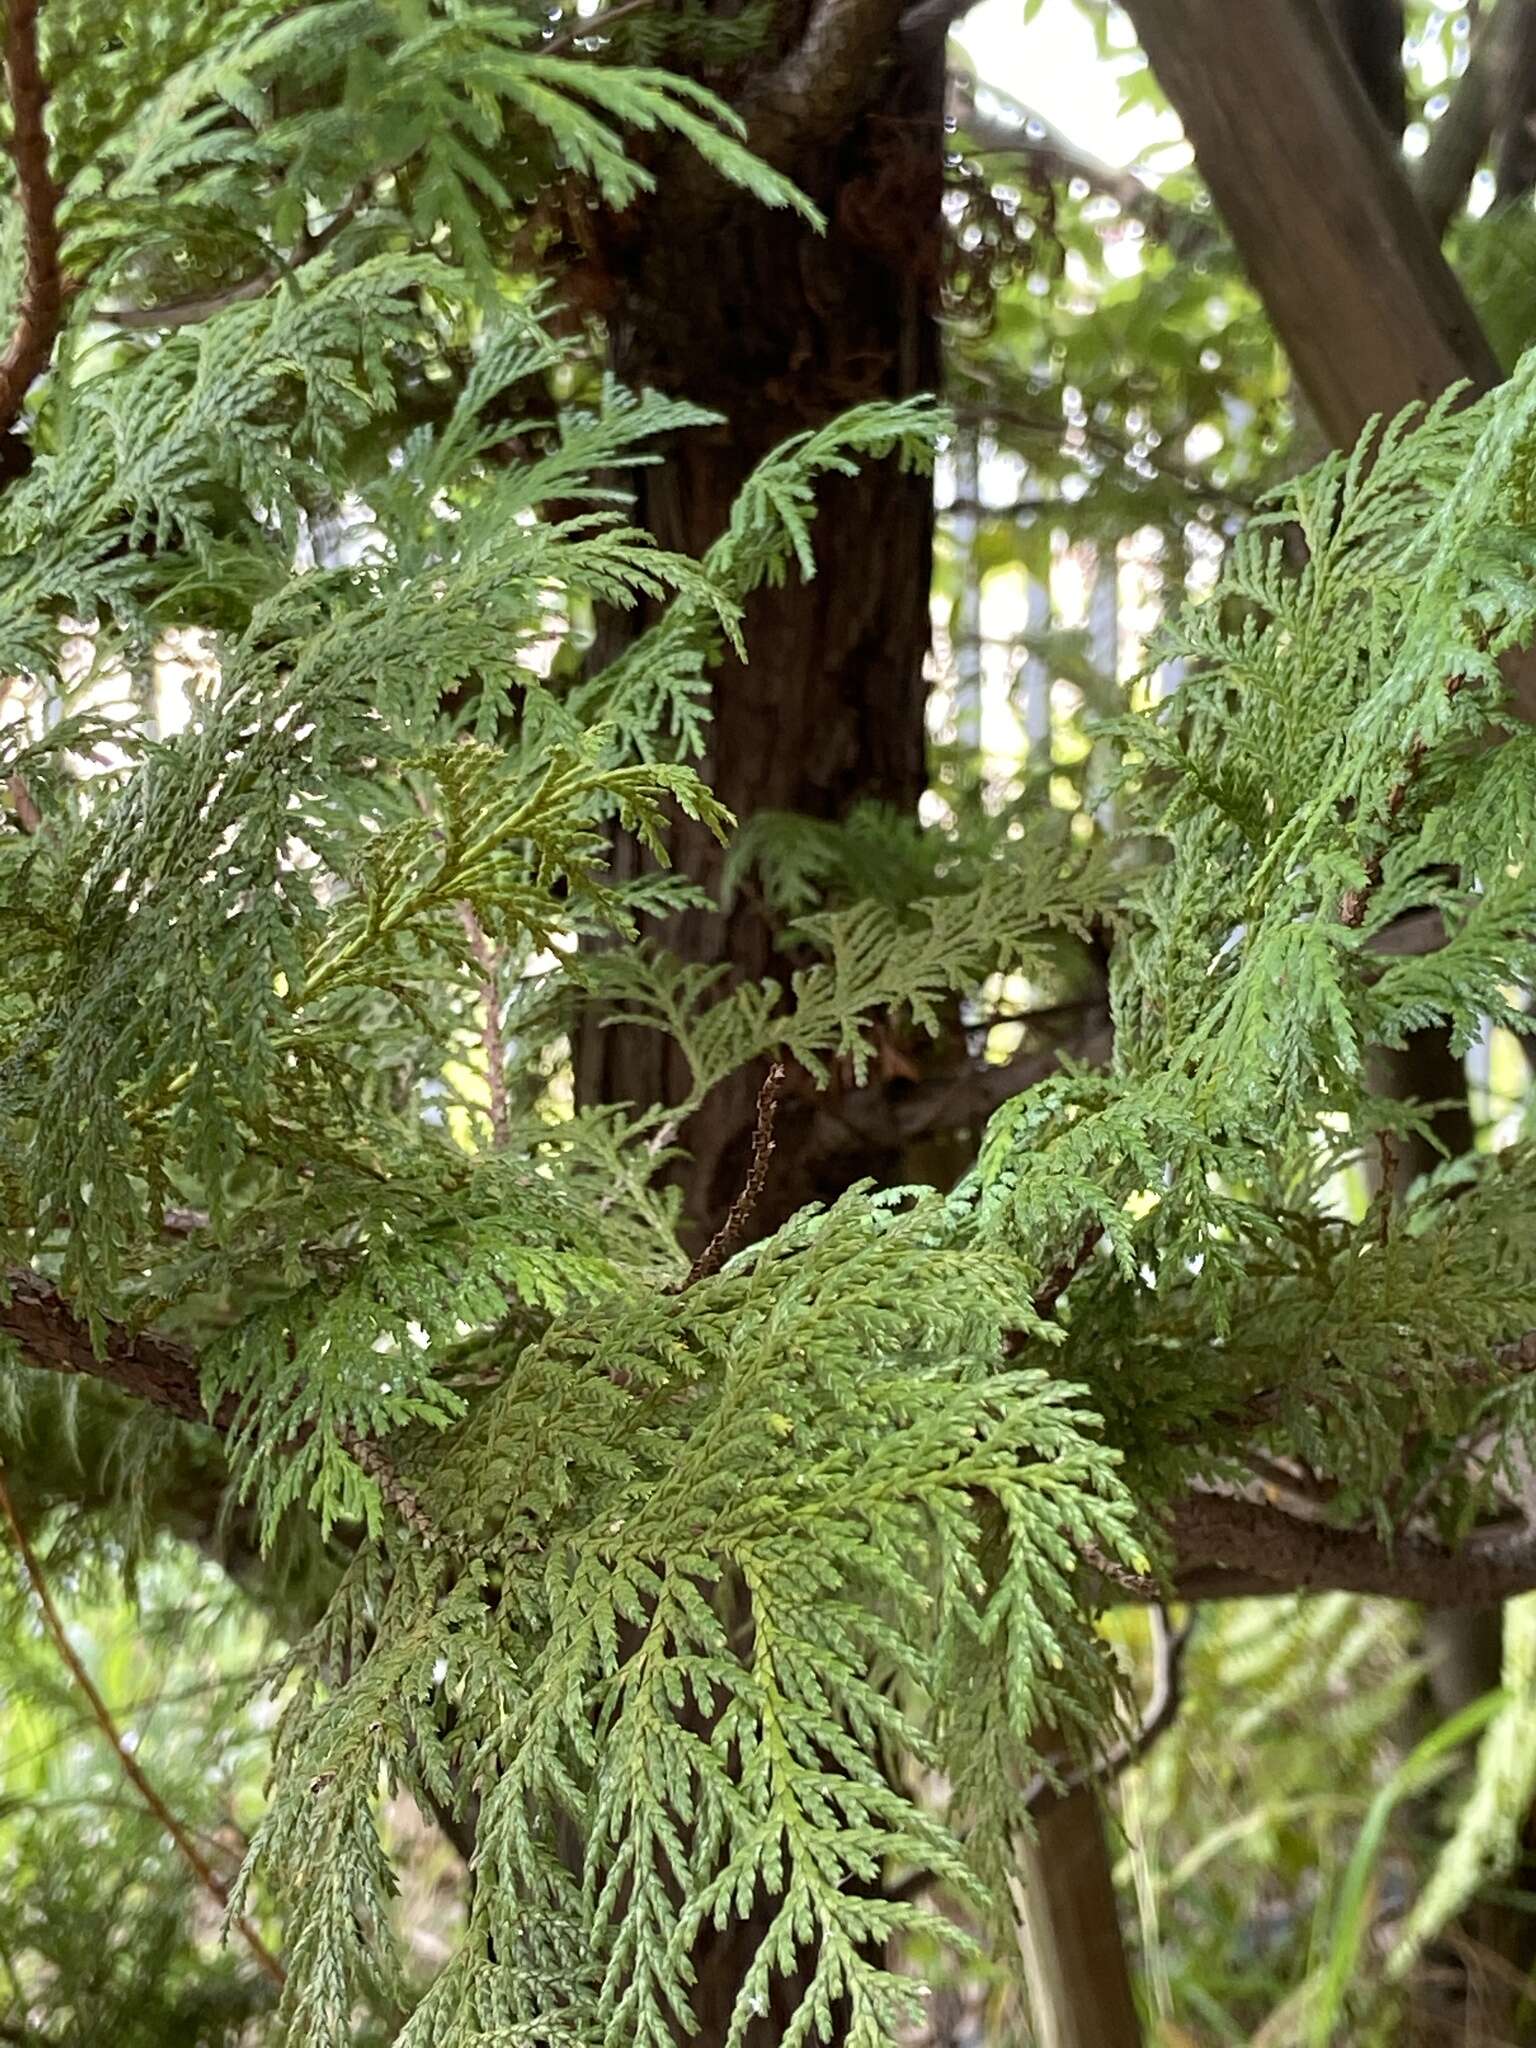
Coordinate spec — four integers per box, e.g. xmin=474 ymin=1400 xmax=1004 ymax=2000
xmin=574 ymin=9 xmax=943 ymax=1240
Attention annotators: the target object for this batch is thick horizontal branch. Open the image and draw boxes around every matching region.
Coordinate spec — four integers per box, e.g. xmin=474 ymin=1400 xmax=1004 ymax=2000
xmin=11 ymin=1267 xmax=1536 ymax=1604
xmin=1168 ymin=1492 xmax=1536 ymax=1607
xmin=3 ymin=1267 xmax=437 ymax=1540
xmin=744 ymin=0 xmax=907 ymax=163
xmin=2 ymin=1266 xmax=220 ymax=1426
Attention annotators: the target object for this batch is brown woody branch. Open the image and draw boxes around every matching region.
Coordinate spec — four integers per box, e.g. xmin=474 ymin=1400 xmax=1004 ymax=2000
xmin=1412 ymin=0 xmax=1530 ymax=239
xmin=12 ymin=1264 xmax=1536 ymax=1604
xmin=2 ymin=1265 xmax=224 ymax=1426
xmin=0 ymin=0 xmax=62 ymax=436
xmin=1166 ymin=1490 xmax=1536 ymax=1607
xmin=102 ymin=269 xmax=279 ymax=334
xmin=1032 ymin=1222 xmax=1104 ymax=1318
xmin=1 ymin=1266 xmax=437 ymax=1540
xmin=5 ymin=769 xmax=40 ymax=833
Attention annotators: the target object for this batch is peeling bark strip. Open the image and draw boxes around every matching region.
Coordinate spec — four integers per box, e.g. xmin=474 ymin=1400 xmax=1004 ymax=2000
xmin=0 ymin=0 xmax=62 ymax=434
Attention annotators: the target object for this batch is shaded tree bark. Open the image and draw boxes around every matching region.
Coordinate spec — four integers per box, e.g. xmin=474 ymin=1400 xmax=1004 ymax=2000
xmin=1322 ymin=0 xmax=1406 ymax=141
xmin=1416 ymin=0 xmax=1534 ymax=236
xmin=1011 ymin=1785 xmax=1143 ymax=2048
xmin=574 ymin=2 xmax=945 ymax=1245
xmin=1492 ymin=0 xmax=1536 ymax=207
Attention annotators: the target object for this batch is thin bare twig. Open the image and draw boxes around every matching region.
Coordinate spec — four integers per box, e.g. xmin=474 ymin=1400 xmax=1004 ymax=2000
xmin=101 ymin=183 xmax=370 ymax=332
xmin=672 ymin=1063 xmax=786 ymax=1292
xmin=102 ymin=269 xmax=278 ymax=334
xmin=1376 ymin=1129 xmax=1399 ymax=1224
xmin=542 ymin=0 xmax=659 ymax=56
xmin=0 ymin=1462 xmax=286 ymax=1988
xmin=0 ymin=0 xmax=62 ymax=434
xmin=951 ymin=78 xmax=1193 ymax=246
xmin=949 ymin=400 xmax=1254 ymax=512
xmin=1023 ymin=1604 xmax=1194 ymax=1814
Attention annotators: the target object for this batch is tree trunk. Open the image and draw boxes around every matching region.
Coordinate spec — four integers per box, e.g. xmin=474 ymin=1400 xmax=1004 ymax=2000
xmin=570 ymin=11 xmax=1147 ymax=2041
xmin=572 ymin=14 xmax=940 ymax=2043
xmin=1494 ymin=0 xmax=1536 ymax=207
xmin=1322 ymin=0 xmax=1406 ymax=142
xmin=574 ymin=15 xmax=942 ymax=1243
xmin=1012 ymin=1787 xmax=1144 ymax=2048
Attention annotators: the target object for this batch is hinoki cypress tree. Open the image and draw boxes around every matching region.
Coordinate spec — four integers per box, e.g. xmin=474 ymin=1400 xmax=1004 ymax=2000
xmin=11 ymin=4 xmax=1536 ymax=2043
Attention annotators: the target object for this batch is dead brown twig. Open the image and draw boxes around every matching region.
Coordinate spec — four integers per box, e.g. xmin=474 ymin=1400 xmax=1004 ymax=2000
xmin=672 ymin=1062 xmax=787 ymax=1292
